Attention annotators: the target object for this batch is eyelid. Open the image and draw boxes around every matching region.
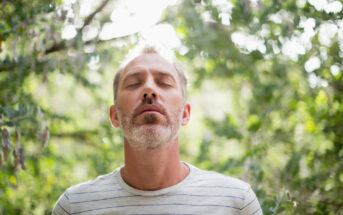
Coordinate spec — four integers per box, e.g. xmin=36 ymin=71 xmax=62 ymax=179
xmin=127 ymin=83 xmax=139 ymax=87
xmin=160 ymin=76 xmax=174 ymax=84
xmin=125 ymin=80 xmax=141 ymax=88
xmin=124 ymin=76 xmax=141 ymax=87
xmin=160 ymin=81 xmax=172 ymax=86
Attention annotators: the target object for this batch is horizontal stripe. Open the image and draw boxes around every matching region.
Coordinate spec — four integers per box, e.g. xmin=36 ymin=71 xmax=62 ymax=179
xmin=68 ymin=188 xmax=123 ymax=195
xmin=250 ymin=207 xmax=261 ymax=215
xmin=64 ymin=193 xmax=69 ymax=200
xmin=72 ymin=203 xmax=241 ymax=214
xmin=186 ymin=185 xmax=248 ymax=191
xmin=88 ymin=182 xmax=118 ymax=186
xmin=241 ymin=197 xmax=256 ymax=210
xmin=166 ymin=193 xmax=244 ymax=200
xmin=131 ymin=214 xmax=195 ymax=215
xmin=70 ymin=193 xmax=244 ymax=204
xmin=191 ymin=179 xmax=232 ymax=183
xmin=53 ymin=164 xmax=262 ymax=215
xmin=58 ymin=202 xmax=70 ymax=215
xmin=70 ymin=195 xmax=138 ymax=204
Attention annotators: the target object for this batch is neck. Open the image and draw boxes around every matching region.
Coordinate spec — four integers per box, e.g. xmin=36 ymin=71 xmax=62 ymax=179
xmin=121 ymin=138 xmax=189 ymax=191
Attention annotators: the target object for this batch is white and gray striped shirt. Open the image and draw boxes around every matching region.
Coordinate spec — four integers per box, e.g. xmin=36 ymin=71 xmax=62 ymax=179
xmin=52 ymin=163 xmax=262 ymax=215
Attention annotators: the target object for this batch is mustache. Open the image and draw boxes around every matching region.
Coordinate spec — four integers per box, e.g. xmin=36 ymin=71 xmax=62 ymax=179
xmin=132 ymin=97 xmax=166 ymax=118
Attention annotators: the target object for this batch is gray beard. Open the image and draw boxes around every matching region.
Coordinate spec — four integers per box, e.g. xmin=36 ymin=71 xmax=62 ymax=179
xmin=117 ymin=107 xmax=183 ymax=150
xmin=143 ymin=113 xmax=158 ymax=124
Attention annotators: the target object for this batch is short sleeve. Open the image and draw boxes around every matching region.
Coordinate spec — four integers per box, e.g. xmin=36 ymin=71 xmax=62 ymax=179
xmin=52 ymin=191 xmax=71 ymax=215
xmin=240 ymin=186 xmax=263 ymax=215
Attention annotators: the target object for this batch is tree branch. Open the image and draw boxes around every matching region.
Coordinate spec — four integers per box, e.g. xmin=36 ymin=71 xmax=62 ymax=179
xmin=44 ymin=41 xmax=66 ymax=55
xmin=45 ymin=0 xmax=111 ymax=55
xmin=81 ymin=0 xmax=111 ymax=31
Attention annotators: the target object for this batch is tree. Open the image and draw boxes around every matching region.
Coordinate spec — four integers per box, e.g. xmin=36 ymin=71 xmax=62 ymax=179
xmin=0 ymin=0 xmax=129 ymax=213
xmin=1 ymin=0 xmax=342 ymax=214
xmin=165 ymin=0 xmax=343 ymax=214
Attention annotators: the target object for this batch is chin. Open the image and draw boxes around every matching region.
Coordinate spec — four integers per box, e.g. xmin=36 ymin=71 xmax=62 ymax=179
xmin=128 ymin=139 xmax=171 ymax=151
xmin=135 ymin=115 xmax=166 ymax=126
xmin=127 ymin=127 xmax=175 ymax=150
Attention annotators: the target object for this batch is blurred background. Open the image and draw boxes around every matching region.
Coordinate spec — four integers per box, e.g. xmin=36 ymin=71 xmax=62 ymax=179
xmin=1 ymin=0 xmax=343 ymax=214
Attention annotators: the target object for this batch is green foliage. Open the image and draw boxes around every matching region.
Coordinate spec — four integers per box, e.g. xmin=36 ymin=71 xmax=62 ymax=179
xmin=0 ymin=104 xmax=34 ymax=127
xmin=165 ymin=0 xmax=343 ymax=214
xmin=1 ymin=0 xmax=343 ymax=214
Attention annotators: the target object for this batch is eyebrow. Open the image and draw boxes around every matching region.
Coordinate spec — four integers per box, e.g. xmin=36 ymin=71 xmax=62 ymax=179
xmin=156 ymin=71 xmax=177 ymax=82
xmin=121 ymin=72 xmax=142 ymax=86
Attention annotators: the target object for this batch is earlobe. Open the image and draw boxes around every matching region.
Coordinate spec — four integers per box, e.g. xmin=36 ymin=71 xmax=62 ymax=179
xmin=109 ymin=105 xmax=120 ymax=127
xmin=181 ymin=103 xmax=191 ymax=126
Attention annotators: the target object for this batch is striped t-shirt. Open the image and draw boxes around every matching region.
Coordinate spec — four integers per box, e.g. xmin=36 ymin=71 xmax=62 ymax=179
xmin=52 ymin=163 xmax=262 ymax=215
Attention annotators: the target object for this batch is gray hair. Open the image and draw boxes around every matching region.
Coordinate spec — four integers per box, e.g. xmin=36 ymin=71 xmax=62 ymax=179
xmin=113 ymin=43 xmax=187 ymax=103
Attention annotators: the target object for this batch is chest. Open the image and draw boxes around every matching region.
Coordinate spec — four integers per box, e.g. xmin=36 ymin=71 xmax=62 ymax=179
xmin=70 ymin=192 xmax=243 ymax=215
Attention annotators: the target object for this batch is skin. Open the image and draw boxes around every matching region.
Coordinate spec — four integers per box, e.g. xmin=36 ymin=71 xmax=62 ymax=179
xmin=109 ymin=53 xmax=191 ymax=190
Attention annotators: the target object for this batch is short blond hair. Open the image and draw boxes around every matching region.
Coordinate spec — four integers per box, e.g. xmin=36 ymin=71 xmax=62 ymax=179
xmin=113 ymin=43 xmax=187 ymax=103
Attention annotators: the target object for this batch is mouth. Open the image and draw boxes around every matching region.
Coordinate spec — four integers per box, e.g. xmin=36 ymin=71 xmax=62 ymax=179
xmin=141 ymin=110 xmax=160 ymax=114
xmin=138 ymin=105 xmax=163 ymax=115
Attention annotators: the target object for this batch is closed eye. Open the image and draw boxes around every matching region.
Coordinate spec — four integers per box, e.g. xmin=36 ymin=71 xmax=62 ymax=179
xmin=126 ymin=82 xmax=140 ymax=88
xmin=159 ymin=82 xmax=173 ymax=87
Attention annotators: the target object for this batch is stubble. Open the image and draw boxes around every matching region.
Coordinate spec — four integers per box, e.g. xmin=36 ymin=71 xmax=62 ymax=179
xmin=116 ymin=102 xmax=183 ymax=150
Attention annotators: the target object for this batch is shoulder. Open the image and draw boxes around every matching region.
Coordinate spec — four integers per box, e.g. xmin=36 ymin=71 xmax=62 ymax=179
xmin=52 ymin=169 xmax=121 ymax=215
xmin=187 ymin=164 xmax=263 ymax=214
xmin=65 ymin=170 xmax=119 ymax=194
xmin=188 ymin=164 xmax=251 ymax=191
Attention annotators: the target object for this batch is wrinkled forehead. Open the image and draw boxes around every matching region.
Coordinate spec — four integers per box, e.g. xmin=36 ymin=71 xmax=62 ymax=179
xmin=119 ymin=53 xmax=179 ymax=83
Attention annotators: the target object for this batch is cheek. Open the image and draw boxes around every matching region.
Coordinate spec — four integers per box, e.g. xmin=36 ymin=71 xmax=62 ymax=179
xmin=117 ymin=93 xmax=140 ymax=113
xmin=162 ymin=91 xmax=184 ymax=108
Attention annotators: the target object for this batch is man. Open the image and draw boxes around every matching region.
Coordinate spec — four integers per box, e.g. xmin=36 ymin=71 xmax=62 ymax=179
xmin=53 ymin=44 xmax=262 ymax=215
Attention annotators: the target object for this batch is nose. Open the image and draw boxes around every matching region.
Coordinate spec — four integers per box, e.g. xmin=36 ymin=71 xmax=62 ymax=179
xmin=142 ymin=90 xmax=157 ymax=104
xmin=142 ymin=77 xmax=158 ymax=101
xmin=144 ymin=92 xmax=156 ymax=99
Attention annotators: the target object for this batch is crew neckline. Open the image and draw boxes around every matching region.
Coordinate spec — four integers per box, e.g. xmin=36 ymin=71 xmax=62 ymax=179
xmin=115 ymin=162 xmax=194 ymax=196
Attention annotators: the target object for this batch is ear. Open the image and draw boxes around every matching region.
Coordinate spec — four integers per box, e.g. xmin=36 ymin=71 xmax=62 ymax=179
xmin=181 ymin=103 xmax=191 ymax=126
xmin=109 ymin=105 xmax=120 ymax=127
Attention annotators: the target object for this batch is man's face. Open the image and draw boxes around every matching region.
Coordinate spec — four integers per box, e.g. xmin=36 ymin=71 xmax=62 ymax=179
xmin=110 ymin=53 xmax=190 ymax=150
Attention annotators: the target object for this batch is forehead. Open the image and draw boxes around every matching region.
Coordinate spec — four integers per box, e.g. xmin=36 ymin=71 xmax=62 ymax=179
xmin=120 ymin=53 xmax=178 ymax=81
